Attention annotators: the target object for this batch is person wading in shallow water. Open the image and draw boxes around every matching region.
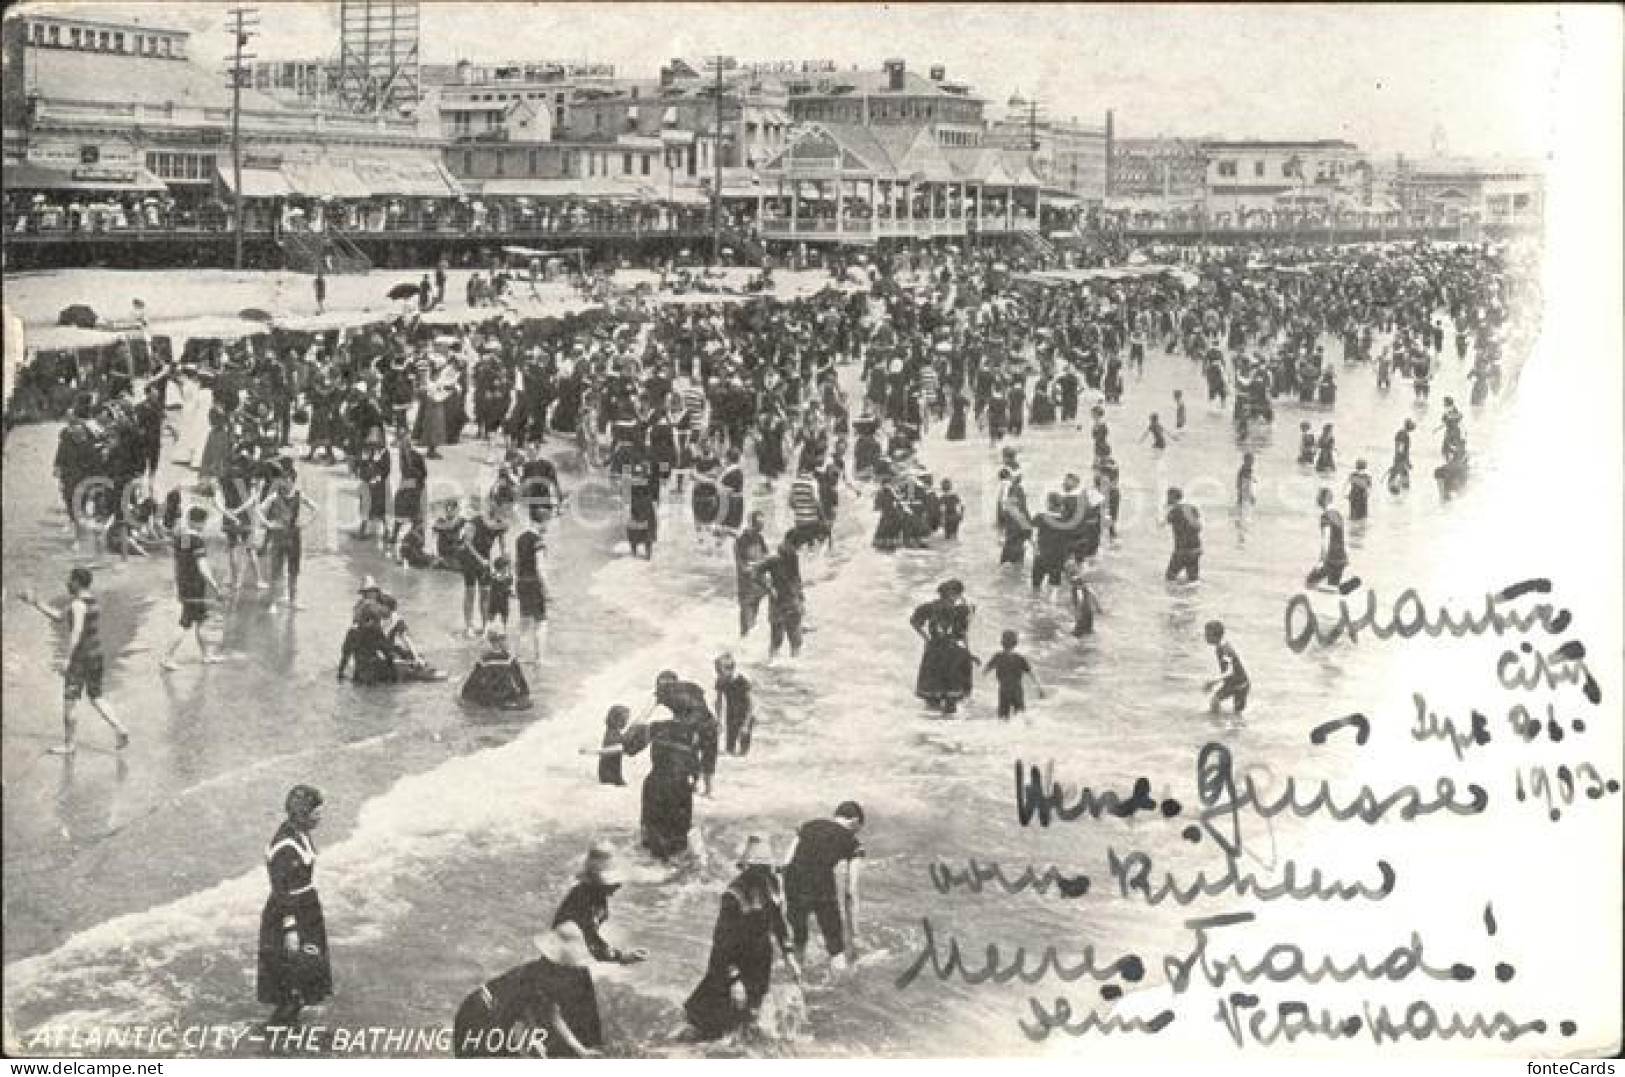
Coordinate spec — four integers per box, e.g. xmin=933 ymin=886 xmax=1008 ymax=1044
xmin=1306 ymin=486 xmax=1360 ymax=594
xmin=18 ymin=568 xmax=131 ymax=755
xmin=910 ymin=579 xmax=976 ymax=715
xmin=259 ymin=785 xmax=331 ymax=1029
xmin=258 ymin=455 xmax=319 ymax=614
xmin=161 ymin=505 xmax=224 ymax=670
xmin=683 ymin=835 xmax=801 ymax=1041
xmin=1160 ymin=487 xmax=1203 ymax=584
xmin=783 ymin=800 xmax=866 ymax=971
xmin=623 ymin=672 xmax=704 ymax=858
xmin=734 ymin=512 xmax=770 ymax=638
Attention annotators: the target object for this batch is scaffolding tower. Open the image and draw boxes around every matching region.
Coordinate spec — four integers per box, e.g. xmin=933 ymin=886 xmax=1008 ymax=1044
xmin=335 ymin=0 xmax=420 ymax=115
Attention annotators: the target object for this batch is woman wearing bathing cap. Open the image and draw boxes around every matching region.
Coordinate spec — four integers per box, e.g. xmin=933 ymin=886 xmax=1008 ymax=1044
xmin=258 ymin=784 xmax=330 ymax=1026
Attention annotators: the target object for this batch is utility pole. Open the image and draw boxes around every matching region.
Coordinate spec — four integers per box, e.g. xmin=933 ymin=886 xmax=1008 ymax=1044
xmin=225 ymin=7 xmax=258 ymax=270
xmin=704 ymin=54 xmax=734 ymax=267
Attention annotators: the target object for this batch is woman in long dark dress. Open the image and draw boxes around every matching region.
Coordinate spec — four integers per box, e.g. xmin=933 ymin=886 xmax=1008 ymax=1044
xmin=689 ymin=442 xmax=722 ymax=538
xmin=353 ymin=430 xmax=390 ymax=541
xmin=911 ymin=579 xmax=977 ymax=714
xmin=871 ymin=480 xmax=908 ymax=552
xmin=755 ymin=410 xmax=787 ymax=488
xmin=945 ymin=389 xmax=969 ymax=442
xmin=717 ymin=451 xmax=746 ymax=532
xmin=684 ymin=837 xmax=800 ymax=1040
xmin=258 ymin=784 xmax=331 ymax=1026
xmin=305 ymin=368 xmax=339 ymax=461
xmin=1029 ymin=375 xmax=1056 ymax=426
xmin=199 ymin=401 xmax=234 ymax=486
xmin=623 ymin=702 xmax=699 ymax=858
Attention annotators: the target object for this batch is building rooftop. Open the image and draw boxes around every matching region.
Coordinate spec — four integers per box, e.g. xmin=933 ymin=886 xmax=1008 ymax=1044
xmin=29 ymin=46 xmax=286 ymax=111
xmin=1200 ymin=139 xmax=1359 ymax=151
xmin=787 ymin=68 xmax=980 ymax=102
xmin=1404 ymin=155 xmax=1545 ymax=177
xmin=17 ymin=9 xmax=190 ymax=36
xmin=765 ymin=122 xmax=1034 ymax=185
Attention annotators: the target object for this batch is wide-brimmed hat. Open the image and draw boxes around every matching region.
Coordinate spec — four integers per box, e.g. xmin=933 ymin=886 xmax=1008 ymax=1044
xmin=580 ymin=842 xmax=624 ymax=887
xmin=358 ymin=576 xmax=381 ymax=594
xmin=533 ymin=923 xmax=593 ymax=968
xmin=736 ymin=834 xmax=776 ymax=870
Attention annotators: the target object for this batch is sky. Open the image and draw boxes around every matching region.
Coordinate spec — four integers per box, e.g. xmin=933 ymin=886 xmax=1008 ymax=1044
xmin=21 ymin=1 xmax=1569 ymax=158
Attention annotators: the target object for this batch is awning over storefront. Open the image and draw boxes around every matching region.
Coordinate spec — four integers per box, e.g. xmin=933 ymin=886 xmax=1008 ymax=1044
xmin=279 ymin=160 xmax=371 ymax=200
xmin=713 ymin=168 xmax=762 ymax=199
xmin=4 ymin=160 xmax=167 ymax=193
xmin=349 ymin=156 xmax=459 ymax=198
xmin=475 ymin=177 xmax=690 ymax=202
xmin=217 ymin=164 xmax=293 ymax=198
xmin=477 ymin=178 xmax=603 ymax=199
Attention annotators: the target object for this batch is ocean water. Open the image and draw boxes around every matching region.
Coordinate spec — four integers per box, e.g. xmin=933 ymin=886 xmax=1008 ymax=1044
xmin=3 ymin=326 xmax=1561 ymax=1058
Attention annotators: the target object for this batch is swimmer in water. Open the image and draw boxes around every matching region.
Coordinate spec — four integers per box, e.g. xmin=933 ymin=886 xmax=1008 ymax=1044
xmin=1305 ymin=487 xmax=1359 ymax=594
xmin=1347 ymin=459 xmax=1373 ymax=522
xmin=1143 ymin=412 xmax=1167 ymax=450
xmin=983 ymin=629 xmax=1044 ymax=719
xmin=1068 ymin=558 xmax=1103 ymax=637
xmin=1202 ymin=619 xmax=1250 ymax=715
xmin=583 ymin=705 xmax=629 ymax=786
xmin=1236 ymin=452 xmax=1257 ymax=508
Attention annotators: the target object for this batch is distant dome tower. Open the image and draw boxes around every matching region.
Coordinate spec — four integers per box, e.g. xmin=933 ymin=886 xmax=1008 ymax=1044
xmin=1430 ymin=123 xmax=1450 ymax=157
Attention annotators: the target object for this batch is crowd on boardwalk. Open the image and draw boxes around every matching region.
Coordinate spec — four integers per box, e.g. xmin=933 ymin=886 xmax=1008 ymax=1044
xmin=19 ymin=234 xmax=1537 ymax=1053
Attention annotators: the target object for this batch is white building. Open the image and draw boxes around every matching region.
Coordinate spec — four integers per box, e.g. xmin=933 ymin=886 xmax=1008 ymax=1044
xmin=1397 ymin=156 xmax=1544 ymax=232
xmin=1201 ymin=139 xmax=1371 ymax=223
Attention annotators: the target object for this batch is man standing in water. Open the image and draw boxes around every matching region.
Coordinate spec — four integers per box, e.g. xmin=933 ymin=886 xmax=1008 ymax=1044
xmin=734 ymin=511 xmax=770 ymax=637
xmin=1160 ymin=487 xmax=1203 ymax=583
xmin=783 ymin=801 xmax=865 ymax=973
xmin=755 ymin=532 xmax=805 ymax=660
xmin=1306 ymin=486 xmax=1359 ymax=594
xmin=215 ymin=451 xmax=264 ymax=592
xmin=260 ymin=456 xmax=320 ymax=613
xmin=162 ymin=506 xmax=224 ymax=670
xmin=512 ymin=510 xmax=548 ymax=663
xmin=18 ymin=568 xmax=131 ymax=754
